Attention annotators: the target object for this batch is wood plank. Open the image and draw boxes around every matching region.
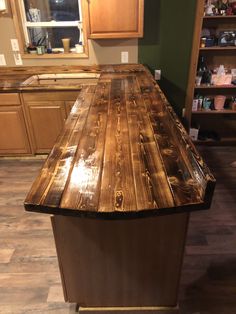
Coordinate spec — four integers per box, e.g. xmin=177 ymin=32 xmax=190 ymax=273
xmin=99 ymin=79 xmax=137 ymax=212
xmin=60 ymin=81 xmax=110 ymax=211
xmin=126 ymin=92 xmax=175 ymax=210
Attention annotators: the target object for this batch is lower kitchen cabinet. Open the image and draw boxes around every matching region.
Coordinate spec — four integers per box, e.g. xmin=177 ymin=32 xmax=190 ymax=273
xmin=22 ymin=91 xmax=79 ymax=153
xmin=24 ymin=101 xmax=66 ymax=154
xmin=0 ymin=93 xmax=31 ymax=155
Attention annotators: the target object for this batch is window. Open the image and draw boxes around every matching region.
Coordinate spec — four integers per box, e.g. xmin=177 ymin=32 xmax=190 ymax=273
xmin=14 ymin=0 xmax=87 ymax=56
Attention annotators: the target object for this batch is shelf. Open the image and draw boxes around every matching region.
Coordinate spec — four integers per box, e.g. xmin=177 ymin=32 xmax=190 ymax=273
xmin=22 ymin=52 xmax=88 ymax=59
xmin=195 ymin=84 xmax=236 ymax=89
xmin=203 ymin=15 xmax=236 ymax=19
xmin=192 ymin=109 xmax=236 ymax=114
xmin=200 ymin=46 xmax=236 ymax=51
xmin=194 ymin=138 xmax=236 ymax=146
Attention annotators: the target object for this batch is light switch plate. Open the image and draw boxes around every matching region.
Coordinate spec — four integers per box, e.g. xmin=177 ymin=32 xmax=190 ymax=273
xmin=13 ymin=52 xmax=23 ymax=65
xmin=0 ymin=54 xmax=6 ymax=66
xmin=121 ymin=51 xmax=129 ymax=63
xmin=11 ymin=39 xmax=20 ymax=51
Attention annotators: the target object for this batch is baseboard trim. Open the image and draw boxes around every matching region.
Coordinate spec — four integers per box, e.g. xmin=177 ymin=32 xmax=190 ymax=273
xmin=78 ymin=305 xmax=179 ymax=314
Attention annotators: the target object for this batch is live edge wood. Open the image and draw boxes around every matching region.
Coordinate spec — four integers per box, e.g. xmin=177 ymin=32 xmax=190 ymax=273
xmin=24 ymin=64 xmax=215 ymax=219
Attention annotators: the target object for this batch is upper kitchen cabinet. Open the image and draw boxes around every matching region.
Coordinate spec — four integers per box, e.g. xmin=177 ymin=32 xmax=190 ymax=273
xmin=84 ymin=0 xmax=144 ymax=39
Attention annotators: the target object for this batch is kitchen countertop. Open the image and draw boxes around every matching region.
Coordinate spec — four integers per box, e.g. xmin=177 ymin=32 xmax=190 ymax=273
xmin=0 ymin=65 xmax=101 ymax=92
xmin=23 ymin=64 xmax=215 ymax=219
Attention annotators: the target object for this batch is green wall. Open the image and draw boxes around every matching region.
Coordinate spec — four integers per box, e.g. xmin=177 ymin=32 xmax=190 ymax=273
xmin=139 ymin=0 xmax=197 ymax=117
xmin=138 ymin=0 xmax=161 ymax=72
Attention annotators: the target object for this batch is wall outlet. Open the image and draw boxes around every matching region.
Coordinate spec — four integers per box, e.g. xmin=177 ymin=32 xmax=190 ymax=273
xmin=13 ymin=52 xmax=23 ymax=65
xmin=11 ymin=39 xmax=20 ymax=51
xmin=0 ymin=54 xmax=6 ymax=66
xmin=0 ymin=0 xmax=7 ymax=11
xmin=121 ymin=51 xmax=129 ymax=63
xmin=155 ymin=69 xmax=161 ymax=80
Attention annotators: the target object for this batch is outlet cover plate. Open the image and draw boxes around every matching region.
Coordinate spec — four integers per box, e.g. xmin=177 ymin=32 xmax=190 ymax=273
xmin=121 ymin=51 xmax=129 ymax=63
xmin=0 ymin=54 xmax=6 ymax=66
xmin=13 ymin=52 xmax=23 ymax=65
xmin=11 ymin=39 xmax=20 ymax=51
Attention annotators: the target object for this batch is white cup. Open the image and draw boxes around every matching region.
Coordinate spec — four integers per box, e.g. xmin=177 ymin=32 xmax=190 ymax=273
xmin=75 ymin=44 xmax=83 ymax=53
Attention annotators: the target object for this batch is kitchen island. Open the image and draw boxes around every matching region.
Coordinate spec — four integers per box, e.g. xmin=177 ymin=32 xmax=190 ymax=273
xmin=24 ymin=64 xmax=215 ymax=313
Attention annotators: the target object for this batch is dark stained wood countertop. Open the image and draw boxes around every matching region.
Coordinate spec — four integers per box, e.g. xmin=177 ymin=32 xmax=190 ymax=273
xmin=24 ymin=64 xmax=215 ymax=219
xmin=0 ymin=65 xmax=101 ymax=92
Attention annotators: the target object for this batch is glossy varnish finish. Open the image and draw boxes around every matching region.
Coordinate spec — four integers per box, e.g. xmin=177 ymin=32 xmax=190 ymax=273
xmin=25 ymin=65 xmax=215 ymax=218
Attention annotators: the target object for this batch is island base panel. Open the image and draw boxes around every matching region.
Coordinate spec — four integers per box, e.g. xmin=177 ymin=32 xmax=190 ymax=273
xmin=51 ymin=213 xmax=189 ymax=309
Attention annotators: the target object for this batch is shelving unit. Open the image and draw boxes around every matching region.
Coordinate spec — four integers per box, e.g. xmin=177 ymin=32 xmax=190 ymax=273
xmin=199 ymin=46 xmax=236 ymax=51
xmin=192 ymin=109 xmax=236 ymax=114
xmin=195 ymin=84 xmax=236 ymax=88
xmin=185 ymin=0 xmax=236 ymax=145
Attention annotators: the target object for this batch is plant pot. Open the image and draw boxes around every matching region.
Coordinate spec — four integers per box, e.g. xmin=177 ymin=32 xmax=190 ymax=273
xmin=214 ymin=95 xmax=226 ymax=110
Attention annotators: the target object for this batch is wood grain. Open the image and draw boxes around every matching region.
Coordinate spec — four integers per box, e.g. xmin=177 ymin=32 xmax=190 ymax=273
xmin=24 ymin=65 xmax=215 ymax=218
xmin=52 ymin=213 xmax=189 ymax=307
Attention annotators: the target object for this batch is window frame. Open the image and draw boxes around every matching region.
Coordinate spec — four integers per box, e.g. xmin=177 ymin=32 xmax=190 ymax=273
xmin=10 ymin=0 xmax=89 ymax=59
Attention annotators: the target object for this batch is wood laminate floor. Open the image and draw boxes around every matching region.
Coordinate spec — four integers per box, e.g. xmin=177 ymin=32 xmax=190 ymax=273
xmin=0 ymin=146 xmax=235 ymax=314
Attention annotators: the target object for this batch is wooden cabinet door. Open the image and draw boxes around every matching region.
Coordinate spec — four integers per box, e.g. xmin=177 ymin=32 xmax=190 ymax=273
xmin=25 ymin=101 xmax=66 ymax=154
xmin=0 ymin=106 xmax=31 ymax=155
xmin=85 ymin=0 xmax=144 ymax=39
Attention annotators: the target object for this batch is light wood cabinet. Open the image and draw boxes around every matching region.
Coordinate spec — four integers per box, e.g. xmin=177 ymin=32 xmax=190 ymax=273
xmin=24 ymin=101 xmax=66 ymax=154
xmin=0 ymin=93 xmax=31 ymax=155
xmin=23 ymin=92 xmax=78 ymax=153
xmin=84 ymin=0 xmax=144 ymax=39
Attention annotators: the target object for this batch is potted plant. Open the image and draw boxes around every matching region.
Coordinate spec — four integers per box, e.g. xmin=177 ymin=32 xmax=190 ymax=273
xmin=26 ymin=43 xmax=37 ymax=54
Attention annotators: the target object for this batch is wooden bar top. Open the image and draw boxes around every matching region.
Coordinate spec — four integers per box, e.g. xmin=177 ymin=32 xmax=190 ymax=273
xmin=24 ymin=64 xmax=215 ymax=219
